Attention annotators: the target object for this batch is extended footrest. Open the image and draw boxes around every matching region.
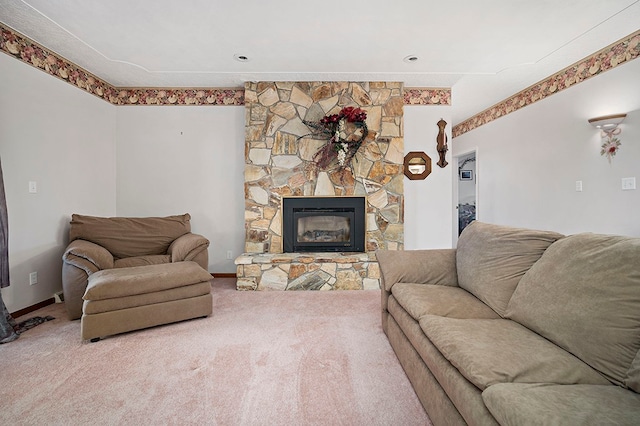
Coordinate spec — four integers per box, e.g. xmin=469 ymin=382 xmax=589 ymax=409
xmin=81 ymin=261 xmax=212 ymax=341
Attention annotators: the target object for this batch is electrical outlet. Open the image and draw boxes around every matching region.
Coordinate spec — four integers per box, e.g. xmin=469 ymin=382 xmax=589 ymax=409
xmin=29 ymin=271 xmax=38 ymax=285
xmin=575 ymin=180 xmax=583 ymax=192
xmin=29 ymin=181 xmax=37 ymax=193
xmin=226 ymin=250 xmax=233 ymax=260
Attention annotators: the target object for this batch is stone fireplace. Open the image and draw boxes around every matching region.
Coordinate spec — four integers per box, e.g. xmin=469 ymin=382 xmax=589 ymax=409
xmin=236 ymin=82 xmax=404 ymax=290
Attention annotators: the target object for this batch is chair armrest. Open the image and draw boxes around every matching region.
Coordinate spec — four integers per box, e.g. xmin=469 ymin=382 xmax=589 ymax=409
xmin=168 ymin=233 xmax=210 ymax=263
xmin=62 ymin=240 xmax=114 ymax=320
xmin=63 ymin=239 xmax=114 ymax=274
xmin=376 ymin=249 xmax=459 ymax=291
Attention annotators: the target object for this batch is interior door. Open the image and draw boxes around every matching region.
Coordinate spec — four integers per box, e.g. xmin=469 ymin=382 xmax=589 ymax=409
xmin=456 ymin=151 xmax=477 ymax=237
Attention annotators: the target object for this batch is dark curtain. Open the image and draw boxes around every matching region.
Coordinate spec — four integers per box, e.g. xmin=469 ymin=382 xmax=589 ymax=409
xmin=0 ymin=158 xmax=19 ymax=343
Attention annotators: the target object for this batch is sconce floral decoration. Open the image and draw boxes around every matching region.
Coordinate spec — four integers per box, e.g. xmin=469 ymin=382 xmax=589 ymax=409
xmin=600 ymin=133 xmax=621 ymax=163
xmin=589 ymin=114 xmax=626 ymax=164
xmin=302 ymin=106 xmax=368 ymax=170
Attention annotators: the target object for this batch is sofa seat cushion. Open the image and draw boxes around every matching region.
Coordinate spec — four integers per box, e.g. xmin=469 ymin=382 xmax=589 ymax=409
xmin=114 ymin=255 xmax=171 ymax=268
xmin=419 ymin=315 xmax=610 ymax=390
xmin=482 ymin=383 xmax=640 ymax=426
xmin=506 ymin=233 xmax=640 ymax=391
xmin=456 ymin=222 xmax=564 ymax=317
xmin=392 ymin=283 xmax=500 ymax=321
xmin=83 ymin=281 xmax=211 ymax=314
xmin=84 ymin=261 xmax=212 ymax=301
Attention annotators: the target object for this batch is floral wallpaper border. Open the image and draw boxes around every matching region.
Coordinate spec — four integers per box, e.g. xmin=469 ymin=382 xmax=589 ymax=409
xmin=2 ymin=22 xmax=638 ymax=124
xmin=0 ymin=23 xmax=448 ymax=107
xmin=1 ymin=23 xmax=118 ymax=102
xmin=403 ymin=88 xmax=451 ymax=105
xmin=111 ymin=88 xmax=245 ymax=106
xmin=452 ymin=30 xmax=640 ymax=138
xmin=0 ymin=23 xmax=245 ymax=106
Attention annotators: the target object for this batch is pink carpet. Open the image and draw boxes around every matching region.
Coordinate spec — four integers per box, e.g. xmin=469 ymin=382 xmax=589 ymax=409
xmin=0 ymin=278 xmax=431 ymax=425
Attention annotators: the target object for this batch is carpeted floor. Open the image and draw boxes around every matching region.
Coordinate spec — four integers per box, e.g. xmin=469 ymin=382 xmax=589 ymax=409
xmin=0 ymin=278 xmax=431 ymax=425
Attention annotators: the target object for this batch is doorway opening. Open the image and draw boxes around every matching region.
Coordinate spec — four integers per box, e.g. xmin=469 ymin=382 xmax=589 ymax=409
xmin=455 ymin=150 xmax=477 ymax=238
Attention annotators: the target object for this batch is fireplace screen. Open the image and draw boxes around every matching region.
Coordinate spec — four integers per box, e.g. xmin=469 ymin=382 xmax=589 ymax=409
xmin=297 ymin=215 xmax=350 ymax=243
xmin=283 ymin=197 xmax=365 ymax=252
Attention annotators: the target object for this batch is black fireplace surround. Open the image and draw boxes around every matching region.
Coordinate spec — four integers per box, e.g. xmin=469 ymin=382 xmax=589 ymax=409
xmin=282 ymin=197 xmax=365 ymax=253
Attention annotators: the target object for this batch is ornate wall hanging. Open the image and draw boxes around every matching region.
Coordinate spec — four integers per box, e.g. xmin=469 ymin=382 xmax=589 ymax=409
xmin=436 ymin=119 xmax=448 ymax=168
xmin=302 ymin=106 xmax=368 ymax=170
xmin=404 ymin=151 xmax=432 ymax=180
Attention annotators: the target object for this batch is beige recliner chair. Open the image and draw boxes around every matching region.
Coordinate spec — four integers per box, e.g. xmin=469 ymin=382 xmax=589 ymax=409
xmin=62 ymin=213 xmax=210 ymax=320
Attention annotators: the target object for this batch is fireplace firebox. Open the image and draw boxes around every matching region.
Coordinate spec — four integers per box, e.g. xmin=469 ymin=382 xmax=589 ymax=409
xmin=282 ymin=197 xmax=365 ymax=253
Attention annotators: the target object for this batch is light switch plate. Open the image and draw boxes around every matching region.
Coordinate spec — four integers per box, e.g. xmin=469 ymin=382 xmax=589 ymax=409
xmin=575 ymin=180 xmax=583 ymax=192
xmin=622 ymin=177 xmax=636 ymax=191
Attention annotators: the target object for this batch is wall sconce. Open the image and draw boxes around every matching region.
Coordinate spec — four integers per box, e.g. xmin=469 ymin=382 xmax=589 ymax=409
xmin=588 ymin=113 xmax=626 ymax=163
xmin=588 ymin=114 xmax=626 ymax=134
xmin=436 ymin=119 xmax=448 ymax=168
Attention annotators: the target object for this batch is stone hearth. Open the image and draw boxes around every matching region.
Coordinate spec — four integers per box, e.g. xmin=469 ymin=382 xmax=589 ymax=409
xmin=237 ymin=81 xmax=404 ymax=290
xmin=235 ymin=252 xmax=379 ymax=291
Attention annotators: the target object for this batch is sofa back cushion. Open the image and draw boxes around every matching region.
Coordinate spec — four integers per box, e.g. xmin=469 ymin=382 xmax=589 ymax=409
xmin=456 ymin=221 xmax=564 ymax=317
xmin=69 ymin=214 xmax=191 ymax=259
xmin=506 ymin=233 xmax=640 ymax=390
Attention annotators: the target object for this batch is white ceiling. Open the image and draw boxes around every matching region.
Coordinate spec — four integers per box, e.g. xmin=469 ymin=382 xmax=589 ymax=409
xmin=1 ymin=0 xmax=639 ymax=123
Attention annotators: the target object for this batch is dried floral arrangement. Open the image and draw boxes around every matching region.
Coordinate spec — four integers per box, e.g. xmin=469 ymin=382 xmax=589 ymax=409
xmin=302 ymin=106 xmax=368 ymax=169
xmin=600 ymin=134 xmax=621 ymax=163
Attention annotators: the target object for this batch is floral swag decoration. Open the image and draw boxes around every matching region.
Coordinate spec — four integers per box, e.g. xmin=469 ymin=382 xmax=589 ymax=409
xmin=302 ymin=106 xmax=368 ymax=169
xmin=600 ymin=130 xmax=622 ymax=164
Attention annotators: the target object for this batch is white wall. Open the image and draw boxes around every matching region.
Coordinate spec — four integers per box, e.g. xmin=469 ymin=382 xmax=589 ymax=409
xmin=115 ymin=106 xmax=245 ymax=273
xmin=0 ymin=54 xmax=117 ymax=313
xmin=404 ymin=106 xmax=454 ymax=249
xmin=453 ymin=59 xmax=640 ymax=237
xmin=6 ymin=45 xmax=636 ymax=313
xmin=115 ymin=104 xmax=452 ymax=271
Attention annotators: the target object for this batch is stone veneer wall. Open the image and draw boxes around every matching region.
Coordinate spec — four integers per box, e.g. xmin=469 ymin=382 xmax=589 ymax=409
xmin=238 ymin=82 xmax=404 ymax=290
xmin=244 ymin=81 xmax=404 ymax=253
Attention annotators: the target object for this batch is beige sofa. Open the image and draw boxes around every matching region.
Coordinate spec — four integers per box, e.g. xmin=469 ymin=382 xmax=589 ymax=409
xmin=62 ymin=213 xmax=210 ymax=320
xmin=377 ymin=221 xmax=640 ymax=425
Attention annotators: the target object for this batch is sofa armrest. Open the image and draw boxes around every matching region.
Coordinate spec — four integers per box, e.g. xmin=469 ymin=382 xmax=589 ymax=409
xmin=376 ymin=249 xmax=458 ymax=292
xmin=63 ymin=239 xmax=114 ymax=274
xmin=168 ymin=233 xmax=210 ymax=263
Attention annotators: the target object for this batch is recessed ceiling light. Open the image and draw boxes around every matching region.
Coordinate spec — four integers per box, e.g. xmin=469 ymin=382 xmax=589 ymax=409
xmin=403 ymin=55 xmax=418 ymax=63
xmin=234 ymin=54 xmax=250 ymax=62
